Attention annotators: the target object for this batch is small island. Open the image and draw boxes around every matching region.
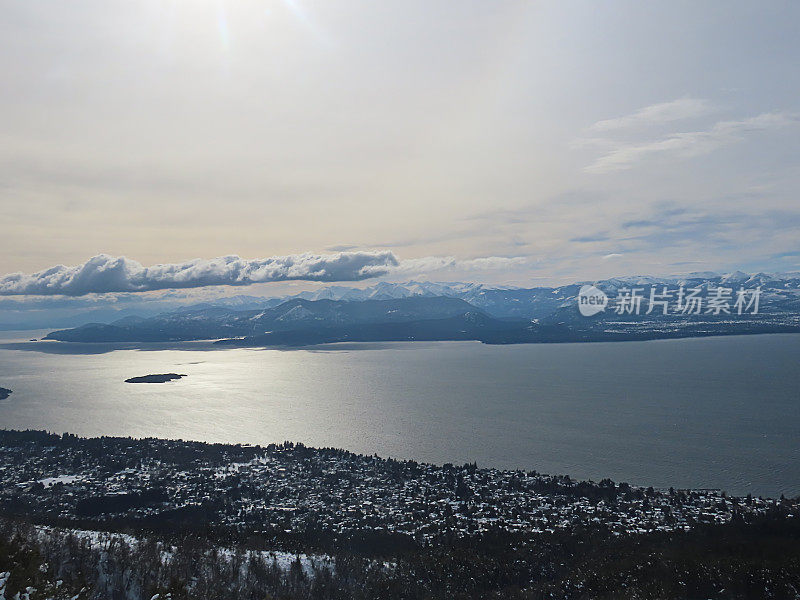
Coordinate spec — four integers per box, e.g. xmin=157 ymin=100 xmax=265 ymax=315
xmin=124 ymin=373 xmax=186 ymax=384
xmin=0 ymin=387 xmax=12 ymax=400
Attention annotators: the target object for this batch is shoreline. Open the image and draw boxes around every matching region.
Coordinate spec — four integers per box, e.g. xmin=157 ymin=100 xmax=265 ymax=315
xmin=2 ymin=329 xmax=800 ymax=354
xmin=0 ymin=428 xmax=785 ymax=501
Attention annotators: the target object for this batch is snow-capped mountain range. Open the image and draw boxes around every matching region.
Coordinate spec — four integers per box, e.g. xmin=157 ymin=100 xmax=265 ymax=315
xmin=195 ymin=272 xmax=800 ymax=318
xmin=4 ymin=271 xmax=798 ymax=333
xmin=40 ymin=270 xmax=800 ymax=345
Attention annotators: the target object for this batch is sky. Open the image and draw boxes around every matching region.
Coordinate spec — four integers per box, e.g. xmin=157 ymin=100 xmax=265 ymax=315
xmin=2 ymin=0 xmax=799 ymax=302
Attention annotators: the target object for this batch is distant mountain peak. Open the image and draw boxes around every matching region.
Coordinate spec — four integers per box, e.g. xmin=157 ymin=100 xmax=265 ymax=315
xmin=720 ymin=270 xmax=750 ymax=284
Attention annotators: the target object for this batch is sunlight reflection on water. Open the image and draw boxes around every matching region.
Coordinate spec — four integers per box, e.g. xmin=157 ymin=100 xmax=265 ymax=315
xmin=0 ymin=332 xmax=798 ymax=497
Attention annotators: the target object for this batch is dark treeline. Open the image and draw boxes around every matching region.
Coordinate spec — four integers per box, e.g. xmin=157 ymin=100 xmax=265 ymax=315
xmin=2 ymin=512 xmax=800 ymax=600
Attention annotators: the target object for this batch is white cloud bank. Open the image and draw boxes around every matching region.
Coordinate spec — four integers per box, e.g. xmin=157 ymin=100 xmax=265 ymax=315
xmin=585 ymin=111 xmax=796 ymax=174
xmin=0 ymin=252 xmax=400 ymax=296
xmin=0 ymin=252 xmax=530 ymax=296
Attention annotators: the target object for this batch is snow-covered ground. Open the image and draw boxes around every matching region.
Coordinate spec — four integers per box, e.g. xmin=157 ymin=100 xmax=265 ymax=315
xmin=31 ymin=525 xmax=333 ymax=578
xmin=36 ymin=476 xmax=81 ymax=487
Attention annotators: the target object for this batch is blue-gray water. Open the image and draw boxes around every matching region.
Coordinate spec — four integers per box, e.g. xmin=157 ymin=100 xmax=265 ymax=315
xmin=0 ymin=332 xmax=798 ymax=497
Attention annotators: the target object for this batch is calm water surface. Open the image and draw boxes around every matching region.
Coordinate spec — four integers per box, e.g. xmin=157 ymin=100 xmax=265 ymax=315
xmin=0 ymin=332 xmax=798 ymax=497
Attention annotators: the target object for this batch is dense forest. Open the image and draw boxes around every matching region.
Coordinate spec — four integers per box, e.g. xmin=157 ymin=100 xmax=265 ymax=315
xmin=2 ymin=508 xmax=800 ymax=599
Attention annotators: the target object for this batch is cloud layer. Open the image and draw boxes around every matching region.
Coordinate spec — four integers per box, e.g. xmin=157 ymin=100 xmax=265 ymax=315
xmin=362 ymin=255 xmax=528 ymax=277
xmin=585 ymin=111 xmax=796 ymax=174
xmin=589 ymin=98 xmax=711 ymax=132
xmin=0 ymin=252 xmax=400 ymax=296
xmin=0 ymin=252 xmax=532 ymax=296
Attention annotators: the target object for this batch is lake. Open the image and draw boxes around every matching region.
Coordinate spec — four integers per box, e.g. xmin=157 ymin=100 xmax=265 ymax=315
xmin=0 ymin=331 xmax=798 ymax=497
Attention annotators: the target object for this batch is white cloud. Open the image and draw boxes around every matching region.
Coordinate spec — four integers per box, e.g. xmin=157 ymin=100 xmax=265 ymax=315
xmin=585 ymin=111 xmax=796 ymax=174
xmin=458 ymin=256 xmax=528 ymax=270
xmin=0 ymin=252 xmax=400 ymax=296
xmin=0 ymin=252 xmax=531 ymax=296
xmin=372 ymin=256 xmax=528 ymax=276
xmin=589 ymin=98 xmax=711 ymax=132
